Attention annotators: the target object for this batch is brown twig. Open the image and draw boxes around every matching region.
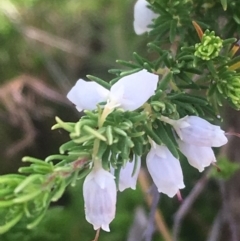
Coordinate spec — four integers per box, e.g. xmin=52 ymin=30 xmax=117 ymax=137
xmin=206 ymin=210 xmax=223 ymax=241
xmin=143 ymin=184 xmax=160 ymax=241
xmin=172 ymin=169 xmax=211 ymax=241
xmin=138 ymin=168 xmax=172 ymax=241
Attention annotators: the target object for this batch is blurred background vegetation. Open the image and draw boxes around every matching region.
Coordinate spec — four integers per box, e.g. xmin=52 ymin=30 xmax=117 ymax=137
xmin=0 ymin=0 xmax=237 ymax=241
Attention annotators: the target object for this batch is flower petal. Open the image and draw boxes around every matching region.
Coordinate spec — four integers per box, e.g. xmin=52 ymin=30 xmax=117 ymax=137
xmin=83 ymin=167 xmax=116 ymax=231
xmin=110 ymin=70 xmax=158 ymax=111
xmin=146 ymin=145 xmax=185 ymax=197
xmin=133 ymin=0 xmax=159 ymax=35
xmin=172 ymin=116 xmax=228 ymax=147
xmin=178 ymin=140 xmax=216 ymax=172
xmin=118 ymin=156 xmax=141 ymax=192
xmin=67 ymin=79 xmax=109 ymax=111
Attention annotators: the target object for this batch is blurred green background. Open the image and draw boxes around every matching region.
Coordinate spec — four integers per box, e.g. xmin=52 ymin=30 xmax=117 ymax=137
xmin=0 ymin=0 xmax=226 ymax=240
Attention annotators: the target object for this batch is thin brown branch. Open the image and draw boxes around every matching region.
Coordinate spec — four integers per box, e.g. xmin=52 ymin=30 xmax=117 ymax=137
xmin=206 ymin=210 xmax=223 ymax=241
xmin=144 ymin=184 xmax=160 ymax=241
xmin=138 ymin=168 xmax=173 ymax=241
xmin=172 ymin=169 xmax=211 ymax=241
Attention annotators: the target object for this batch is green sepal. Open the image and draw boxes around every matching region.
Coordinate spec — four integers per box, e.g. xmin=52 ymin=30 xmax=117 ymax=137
xmin=27 ymin=210 xmax=46 ymax=230
xmin=102 ymin=147 xmax=111 ymax=170
xmin=109 ymin=76 xmax=121 ymax=85
xmin=14 ymin=174 xmax=43 ymax=194
xmin=108 ymin=69 xmax=122 ymax=75
xmin=0 ymin=212 xmax=23 ymax=234
xmin=116 ymin=59 xmax=140 ymax=68
xmin=113 ymin=165 xmax=121 ymax=191
xmin=76 ymin=168 xmax=91 ymax=180
xmin=32 ymin=165 xmax=54 ymax=175
xmin=132 ymin=155 xmax=140 ymax=177
xmin=119 ymin=68 xmax=142 ymax=77
xmin=184 ymin=67 xmax=202 ymax=75
xmin=52 ymin=117 xmax=74 ymax=132
xmin=22 ymin=157 xmax=48 ymax=165
xmin=222 ymin=38 xmax=237 ymax=45
xmin=45 ymin=154 xmax=67 ymax=162
xmin=173 ymin=100 xmax=198 ymax=114
xmin=129 ymin=113 xmax=147 ymax=122
xmin=170 ymin=19 xmax=177 ymax=43
xmin=147 ymin=42 xmax=164 ymax=54
xmin=233 ymin=14 xmax=240 ymax=25
xmin=13 ymin=189 xmax=42 ymax=203
xmin=133 ymin=52 xmax=146 ymax=65
xmin=158 ymin=71 xmax=172 ymax=90
xmin=113 ymin=127 xmax=127 ymax=136
xmin=0 ymin=174 xmax=24 ymax=183
xmin=86 ymin=75 xmax=111 ymax=89
xmin=118 ymin=137 xmax=131 ymax=161
xmin=82 ymin=126 xmax=107 ymax=141
xmin=73 ymin=134 xmax=95 ymax=144
xmin=51 ymin=179 xmax=66 ymax=202
xmin=0 ymin=189 xmax=13 ymax=198
xmin=59 ymin=141 xmax=76 ymax=154
xmin=0 ymin=200 xmax=15 ymax=208
xmin=156 ymin=120 xmax=179 ymax=159
xmin=144 ymin=125 xmax=162 ymax=145
xmin=96 ymin=141 xmax=108 ymax=160
xmin=106 ymin=125 xmax=113 ymax=145
xmin=132 ymin=138 xmax=144 ymax=156
xmin=143 ymin=62 xmax=153 ymax=72
xmin=169 ymin=93 xmax=208 ymax=105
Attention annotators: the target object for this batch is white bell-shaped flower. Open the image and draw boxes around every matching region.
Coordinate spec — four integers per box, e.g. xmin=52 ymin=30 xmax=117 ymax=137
xmin=83 ymin=166 xmax=117 ymax=232
xmin=178 ymin=140 xmax=216 ymax=172
xmin=118 ymin=156 xmax=141 ymax=192
xmin=133 ymin=0 xmax=159 ymax=35
xmin=170 ymin=116 xmax=228 ymax=147
xmin=146 ymin=144 xmax=185 ymax=197
xmin=67 ymin=70 xmax=158 ymax=112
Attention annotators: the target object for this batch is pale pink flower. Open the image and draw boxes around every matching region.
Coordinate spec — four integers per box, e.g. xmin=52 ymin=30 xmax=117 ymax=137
xmin=146 ymin=144 xmax=185 ymax=197
xmin=83 ymin=167 xmax=117 ymax=231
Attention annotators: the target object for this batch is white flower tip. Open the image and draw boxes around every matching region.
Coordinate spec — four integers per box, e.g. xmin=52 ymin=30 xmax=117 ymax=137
xmin=198 ymin=167 xmax=205 ymax=173
xmin=131 ymin=184 xmax=137 ymax=190
xmin=101 ymin=224 xmax=110 ymax=232
xmin=133 ymin=21 xmax=146 ymax=35
xmin=214 ymin=134 xmax=228 ymax=147
xmin=93 ymin=224 xmax=110 ymax=232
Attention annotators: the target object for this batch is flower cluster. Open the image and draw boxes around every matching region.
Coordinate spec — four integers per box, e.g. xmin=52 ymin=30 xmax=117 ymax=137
xmin=67 ymin=69 xmax=228 ymax=231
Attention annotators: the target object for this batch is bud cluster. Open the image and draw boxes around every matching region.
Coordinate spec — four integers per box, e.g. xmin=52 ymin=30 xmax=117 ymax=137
xmin=194 ymin=30 xmax=223 ymax=60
